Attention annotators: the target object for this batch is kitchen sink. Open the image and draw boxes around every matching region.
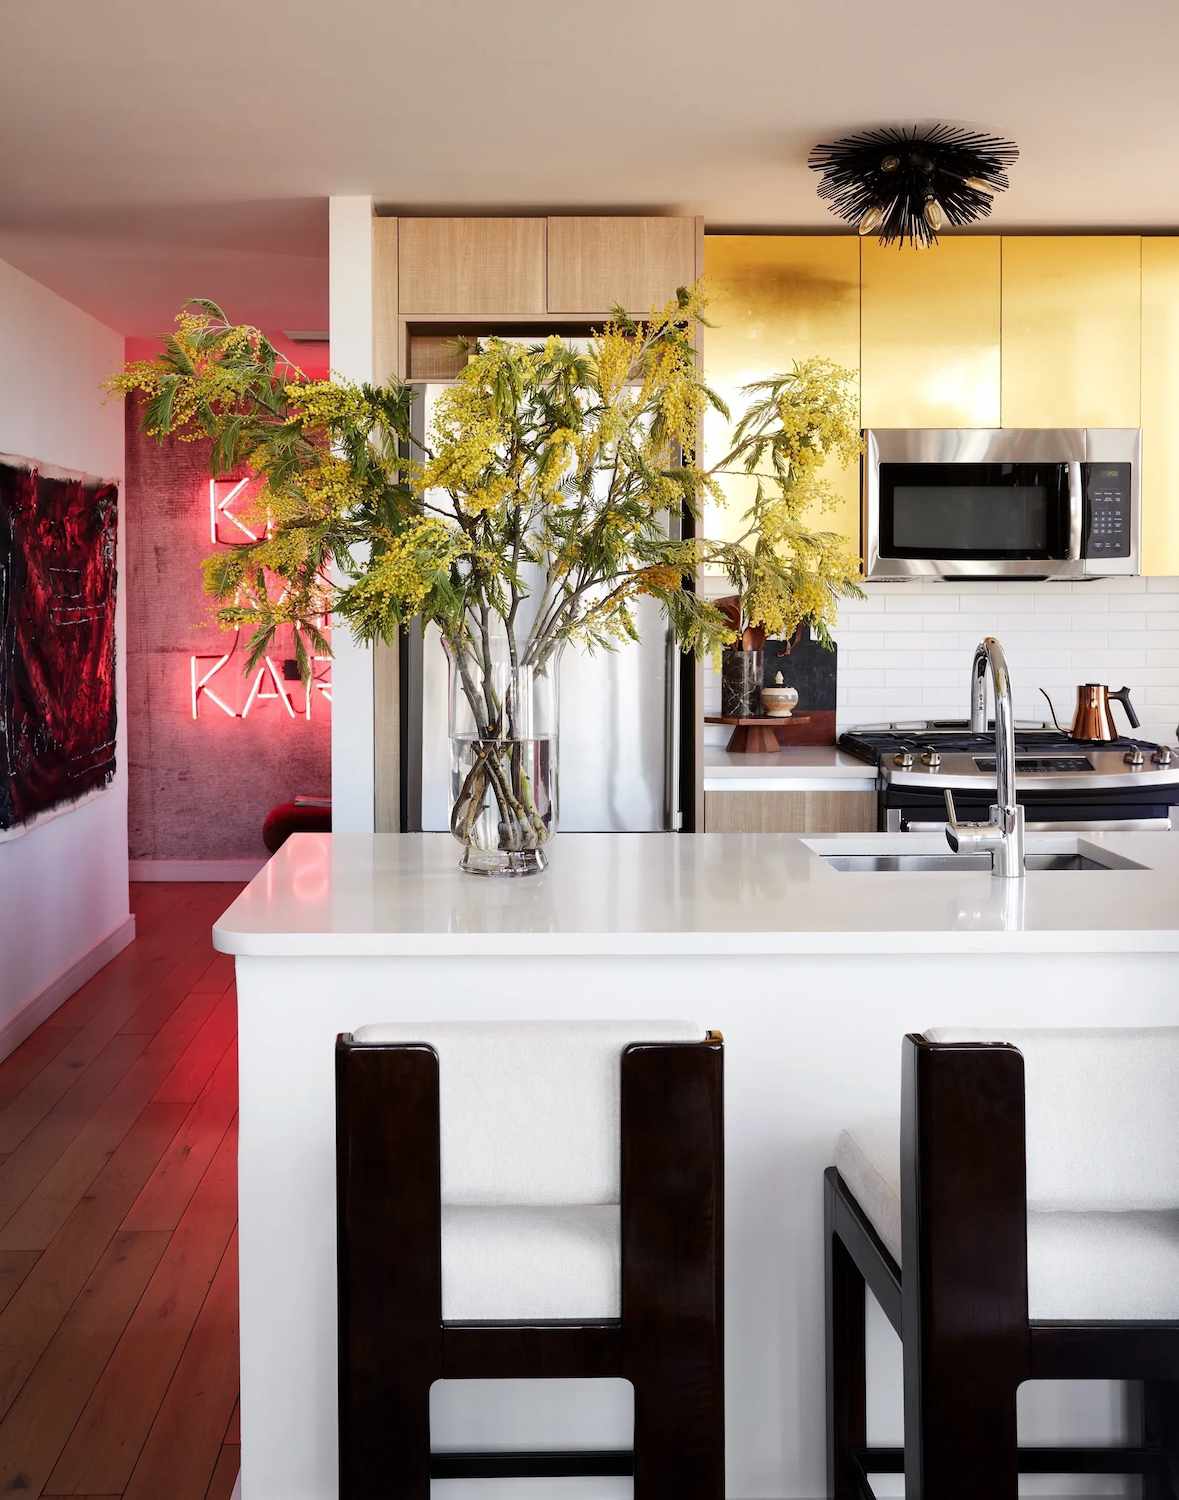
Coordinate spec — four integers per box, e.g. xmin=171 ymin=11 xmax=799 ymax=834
xmin=820 ymin=850 xmax=1145 ymax=873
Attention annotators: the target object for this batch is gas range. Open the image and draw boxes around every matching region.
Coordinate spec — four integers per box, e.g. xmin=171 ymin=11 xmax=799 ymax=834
xmin=838 ymin=719 xmax=1179 ymax=832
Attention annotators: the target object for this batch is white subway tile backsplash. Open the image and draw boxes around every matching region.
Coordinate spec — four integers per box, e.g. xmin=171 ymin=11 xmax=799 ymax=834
xmin=1111 ymin=593 xmax=1179 ymax=612
xmin=1034 ymin=591 xmax=1107 ymax=612
xmin=700 ymin=578 xmax=1179 ymax=747
xmin=830 ymin=578 xmax=1179 ymax=747
xmin=885 ymin=593 xmax=955 ymax=612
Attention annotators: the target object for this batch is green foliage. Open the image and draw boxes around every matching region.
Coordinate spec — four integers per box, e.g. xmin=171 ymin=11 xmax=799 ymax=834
xmin=109 ymin=290 xmax=864 ymax=685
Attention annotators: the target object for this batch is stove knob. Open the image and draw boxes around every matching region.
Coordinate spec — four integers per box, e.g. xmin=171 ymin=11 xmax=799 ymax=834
xmin=920 ymin=744 xmax=943 ymax=769
xmin=1152 ymin=745 xmax=1174 ymax=767
xmin=1124 ymin=747 xmax=1146 ymax=767
xmin=893 ymin=749 xmax=915 ymax=769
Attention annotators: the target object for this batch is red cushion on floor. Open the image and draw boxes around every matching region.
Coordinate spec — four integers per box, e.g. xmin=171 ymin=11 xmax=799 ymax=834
xmin=262 ymin=800 xmax=332 ymax=853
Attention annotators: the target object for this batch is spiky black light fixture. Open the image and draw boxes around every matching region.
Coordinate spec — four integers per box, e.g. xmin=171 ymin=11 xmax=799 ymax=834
xmin=808 ymin=124 xmax=1019 ymax=247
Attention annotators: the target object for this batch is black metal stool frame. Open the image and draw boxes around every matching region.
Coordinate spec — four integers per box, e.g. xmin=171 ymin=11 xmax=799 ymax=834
xmin=336 ymin=1030 xmax=725 ymax=1499
xmin=826 ymin=1032 xmax=1179 ymax=1500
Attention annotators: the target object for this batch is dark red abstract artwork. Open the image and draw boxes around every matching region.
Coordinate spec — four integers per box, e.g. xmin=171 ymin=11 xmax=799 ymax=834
xmin=0 ymin=456 xmax=119 ymax=833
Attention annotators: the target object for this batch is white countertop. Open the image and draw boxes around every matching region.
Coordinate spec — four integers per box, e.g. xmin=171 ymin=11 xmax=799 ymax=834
xmin=702 ymin=746 xmax=876 ymax=790
xmin=213 ymin=830 xmax=1179 ymax=959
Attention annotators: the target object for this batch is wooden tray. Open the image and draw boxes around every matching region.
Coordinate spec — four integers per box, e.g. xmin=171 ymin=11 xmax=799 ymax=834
xmin=705 ymin=712 xmax=836 ymax=753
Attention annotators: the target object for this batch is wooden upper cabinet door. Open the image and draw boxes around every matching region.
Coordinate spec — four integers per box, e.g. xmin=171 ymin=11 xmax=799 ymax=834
xmin=1141 ymin=238 xmax=1179 ymax=576
xmin=546 ymin=217 xmax=696 ymax=313
xmin=861 ymin=237 xmax=1001 ymax=428
xmin=397 ymin=218 xmax=547 ymax=315
xmin=1001 ymin=236 xmax=1141 ymax=428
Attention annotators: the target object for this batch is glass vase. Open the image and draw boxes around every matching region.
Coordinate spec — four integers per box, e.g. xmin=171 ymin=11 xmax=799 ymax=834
xmin=443 ymin=630 xmax=559 ymax=876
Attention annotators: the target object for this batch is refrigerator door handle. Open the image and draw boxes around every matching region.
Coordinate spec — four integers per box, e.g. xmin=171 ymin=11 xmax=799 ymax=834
xmin=664 ymin=626 xmax=682 ymax=831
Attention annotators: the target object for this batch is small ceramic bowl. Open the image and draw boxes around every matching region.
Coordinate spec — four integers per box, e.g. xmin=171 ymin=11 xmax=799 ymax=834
xmin=761 ymin=685 xmax=799 ymax=718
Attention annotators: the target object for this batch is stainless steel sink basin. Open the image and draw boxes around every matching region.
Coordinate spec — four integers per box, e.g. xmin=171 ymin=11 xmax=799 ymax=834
xmin=822 ymin=851 xmax=1143 ymax=873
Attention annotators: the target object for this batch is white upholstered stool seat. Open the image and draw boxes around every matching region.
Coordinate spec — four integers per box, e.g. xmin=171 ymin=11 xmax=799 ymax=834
xmin=837 ymin=1119 xmax=1179 ymax=1322
xmin=350 ymin=1018 xmax=704 ymax=1321
xmin=441 ymin=1204 xmax=620 ymax=1321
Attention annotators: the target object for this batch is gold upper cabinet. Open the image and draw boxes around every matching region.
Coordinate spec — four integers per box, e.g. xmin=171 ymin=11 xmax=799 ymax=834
xmin=861 ymin=237 xmax=1000 ymax=429
xmin=702 ymin=236 xmax=861 ymax=549
xmin=1141 ymin=238 xmax=1179 ymax=576
xmin=1001 ymin=237 xmax=1141 ymax=428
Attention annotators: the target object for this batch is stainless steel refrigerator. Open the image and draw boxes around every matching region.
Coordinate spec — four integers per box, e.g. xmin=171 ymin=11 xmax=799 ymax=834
xmin=400 ymin=380 xmax=694 ymax=834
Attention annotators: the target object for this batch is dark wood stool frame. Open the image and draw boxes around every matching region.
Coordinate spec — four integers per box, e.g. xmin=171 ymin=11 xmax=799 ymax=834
xmin=826 ymin=1033 xmax=1179 ymax=1500
xmin=336 ymin=1030 xmax=725 ymax=1499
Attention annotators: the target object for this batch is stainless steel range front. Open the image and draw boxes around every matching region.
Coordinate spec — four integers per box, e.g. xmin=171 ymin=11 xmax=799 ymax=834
xmin=839 ymin=720 xmax=1179 ymax=832
xmin=863 ymin=427 xmax=1141 ymax=581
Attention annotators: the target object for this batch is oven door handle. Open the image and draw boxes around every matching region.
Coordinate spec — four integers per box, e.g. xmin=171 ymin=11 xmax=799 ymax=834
xmin=896 ymin=815 xmax=1173 ymax=833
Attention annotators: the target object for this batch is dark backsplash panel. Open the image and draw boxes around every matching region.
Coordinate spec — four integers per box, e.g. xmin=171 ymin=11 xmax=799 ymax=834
xmin=763 ymin=632 xmax=838 ymax=714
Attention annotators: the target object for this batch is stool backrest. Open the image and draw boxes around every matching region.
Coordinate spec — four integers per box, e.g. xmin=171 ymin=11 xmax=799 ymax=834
xmin=350 ymin=1019 xmax=705 ymax=1206
xmin=926 ymin=1027 xmax=1179 ymax=1212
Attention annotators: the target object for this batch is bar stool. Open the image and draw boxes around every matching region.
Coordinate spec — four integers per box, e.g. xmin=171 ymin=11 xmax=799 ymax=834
xmin=336 ymin=1020 xmax=724 ymax=1499
xmin=826 ymin=1027 xmax=1179 ymax=1500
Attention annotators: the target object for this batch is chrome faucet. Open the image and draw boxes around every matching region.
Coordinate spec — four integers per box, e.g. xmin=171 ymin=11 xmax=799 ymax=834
xmin=943 ymin=636 xmax=1026 ymax=878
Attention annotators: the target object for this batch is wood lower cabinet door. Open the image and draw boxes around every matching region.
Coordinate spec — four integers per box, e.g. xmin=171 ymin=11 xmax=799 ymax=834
xmin=704 ymin=790 xmax=877 ymax=833
xmin=398 ymin=218 xmax=547 ymax=315
xmin=1000 ymin=236 xmax=1141 ymax=428
xmin=546 ymin=217 xmax=697 ymax=314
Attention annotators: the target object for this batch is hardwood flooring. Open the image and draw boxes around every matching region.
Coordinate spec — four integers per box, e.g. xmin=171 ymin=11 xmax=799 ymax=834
xmin=0 ymin=882 xmax=243 ymax=1498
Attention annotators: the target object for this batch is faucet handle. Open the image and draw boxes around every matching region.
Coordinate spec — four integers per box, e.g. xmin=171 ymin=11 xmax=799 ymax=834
xmin=943 ymin=789 xmax=960 ymax=828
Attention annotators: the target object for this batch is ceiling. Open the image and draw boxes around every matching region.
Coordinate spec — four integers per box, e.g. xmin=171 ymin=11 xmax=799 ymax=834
xmin=3 ymin=0 xmax=1177 ymax=336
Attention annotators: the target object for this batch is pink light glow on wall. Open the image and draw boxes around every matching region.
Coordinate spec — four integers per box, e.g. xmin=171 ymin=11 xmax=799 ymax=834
xmin=125 ymin=337 xmax=332 ymax=860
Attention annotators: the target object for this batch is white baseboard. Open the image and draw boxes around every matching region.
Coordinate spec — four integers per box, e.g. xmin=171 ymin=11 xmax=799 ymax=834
xmin=0 ymin=913 xmax=136 ymax=1063
xmin=129 ymin=858 xmax=266 ymax=882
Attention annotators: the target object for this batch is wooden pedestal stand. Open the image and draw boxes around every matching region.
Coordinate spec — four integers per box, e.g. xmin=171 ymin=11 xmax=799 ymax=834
xmin=705 ymin=712 xmax=835 ymax=752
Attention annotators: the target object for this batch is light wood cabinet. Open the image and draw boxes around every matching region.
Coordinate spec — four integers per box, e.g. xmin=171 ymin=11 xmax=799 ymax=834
xmin=546 ymin=216 xmax=697 ymax=314
xmin=861 ymin=237 xmax=1000 ymax=428
xmin=1141 ymin=238 xmax=1179 ymax=577
xmin=702 ymin=236 xmax=861 ymax=549
xmin=398 ymin=217 xmax=547 ymax=316
xmin=1000 ymin=237 xmax=1141 ymax=428
xmin=704 ymin=789 xmax=877 ymax=834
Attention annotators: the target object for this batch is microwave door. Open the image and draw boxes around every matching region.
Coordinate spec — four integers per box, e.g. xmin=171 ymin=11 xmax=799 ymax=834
xmin=863 ymin=428 xmax=1140 ymax=581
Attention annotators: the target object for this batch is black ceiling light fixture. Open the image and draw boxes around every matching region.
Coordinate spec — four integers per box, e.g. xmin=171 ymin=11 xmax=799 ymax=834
xmin=808 ymin=124 xmax=1019 ymax=247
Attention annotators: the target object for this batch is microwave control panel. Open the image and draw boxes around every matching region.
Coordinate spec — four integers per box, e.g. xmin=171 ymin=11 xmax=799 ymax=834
xmin=1081 ymin=463 xmax=1132 ymax=558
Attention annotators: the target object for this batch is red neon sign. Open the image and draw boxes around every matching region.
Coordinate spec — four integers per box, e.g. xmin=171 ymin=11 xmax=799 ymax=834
xmin=209 ymin=477 xmax=270 ymax=546
xmin=190 ymin=653 xmax=332 ymax=720
xmin=192 ymin=477 xmax=332 ymax=722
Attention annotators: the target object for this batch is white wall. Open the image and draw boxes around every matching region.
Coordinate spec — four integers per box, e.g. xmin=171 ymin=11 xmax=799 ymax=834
xmin=704 ymin=575 xmax=1179 ymax=747
xmin=0 ymin=255 xmax=129 ymax=1050
xmin=327 ymin=195 xmax=376 ymax=832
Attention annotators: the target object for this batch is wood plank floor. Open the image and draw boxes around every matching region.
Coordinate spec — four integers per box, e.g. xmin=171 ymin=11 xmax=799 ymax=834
xmin=0 ymin=882 xmax=243 ymax=1499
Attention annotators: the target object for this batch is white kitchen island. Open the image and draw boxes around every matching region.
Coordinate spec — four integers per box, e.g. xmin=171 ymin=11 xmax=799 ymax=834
xmin=215 ymin=830 xmax=1179 ymax=1500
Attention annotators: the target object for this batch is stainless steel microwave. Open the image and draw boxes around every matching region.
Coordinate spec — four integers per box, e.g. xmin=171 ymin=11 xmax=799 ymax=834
xmin=863 ymin=428 xmax=1141 ymax=581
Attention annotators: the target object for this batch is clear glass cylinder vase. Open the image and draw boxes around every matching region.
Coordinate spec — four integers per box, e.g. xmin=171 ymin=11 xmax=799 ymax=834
xmin=443 ymin=630 xmax=559 ymax=876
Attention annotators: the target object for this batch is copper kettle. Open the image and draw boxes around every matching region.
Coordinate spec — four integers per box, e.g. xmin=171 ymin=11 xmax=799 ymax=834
xmin=1070 ymin=683 xmax=1140 ymax=741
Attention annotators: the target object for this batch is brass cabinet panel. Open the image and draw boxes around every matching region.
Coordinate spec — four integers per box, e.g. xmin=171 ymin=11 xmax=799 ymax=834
xmin=1001 ymin=237 xmax=1141 ymax=428
xmin=546 ymin=217 xmax=696 ymax=313
xmin=861 ymin=237 xmax=1000 ymax=428
xmin=702 ymin=236 xmax=861 ymax=551
xmin=1141 ymin=239 xmax=1179 ymax=576
xmin=398 ymin=218 xmax=547 ymax=316
xmin=704 ymin=789 xmax=877 ymax=833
